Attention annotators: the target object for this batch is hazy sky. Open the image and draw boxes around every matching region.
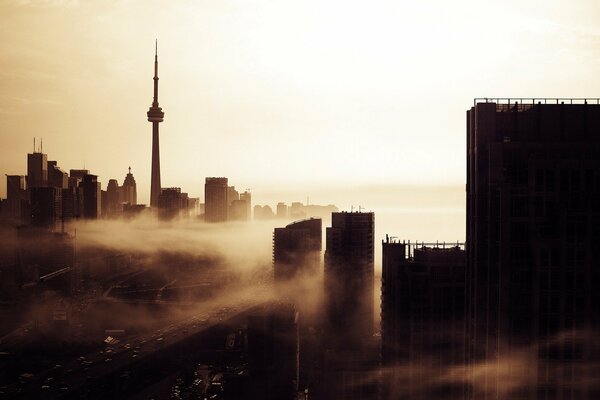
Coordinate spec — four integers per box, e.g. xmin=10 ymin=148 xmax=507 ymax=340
xmin=1 ymin=0 xmax=600 ymax=203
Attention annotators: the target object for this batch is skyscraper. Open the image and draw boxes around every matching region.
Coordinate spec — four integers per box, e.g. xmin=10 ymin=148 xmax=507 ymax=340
xmin=80 ymin=174 xmax=101 ymax=219
xmin=273 ymin=218 xmax=322 ymax=282
xmin=466 ymin=99 xmax=600 ymax=400
xmin=325 ymin=211 xmax=374 ymax=349
xmin=204 ymin=177 xmax=228 ymax=222
xmin=381 ymin=239 xmax=465 ymax=400
xmin=147 ymin=41 xmax=164 ymax=208
xmin=27 ymin=151 xmax=48 ymax=188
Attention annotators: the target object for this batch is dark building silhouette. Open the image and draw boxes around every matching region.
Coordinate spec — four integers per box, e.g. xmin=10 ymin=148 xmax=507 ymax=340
xmin=105 ymin=179 xmax=120 ymax=218
xmin=30 ymin=187 xmax=62 ymax=229
xmin=204 ymin=177 xmax=228 ymax=223
xmin=247 ymin=302 xmax=299 ymax=400
xmin=80 ymin=174 xmax=101 ymax=219
xmin=27 ymin=151 xmax=47 ymax=188
xmin=158 ymin=187 xmax=189 ymax=220
xmin=47 ymin=161 xmax=68 ymax=189
xmin=121 ymin=166 xmax=137 ymax=206
xmin=147 ymin=42 xmax=164 ymax=209
xmin=466 ymin=99 xmax=600 ymax=400
xmin=5 ymin=175 xmax=27 ymax=223
xmin=274 ymin=218 xmax=322 ymax=282
xmin=381 ymin=239 xmax=465 ymax=400
xmin=325 ymin=211 xmax=374 ymax=349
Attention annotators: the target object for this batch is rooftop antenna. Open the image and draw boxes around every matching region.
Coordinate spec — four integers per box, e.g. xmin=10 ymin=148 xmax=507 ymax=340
xmin=128 ymin=166 xmax=131 ymax=174
xmin=33 ymin=137 xmax=36 ymax=153
xmin=40 ymin=137 xmax=43 ymax=153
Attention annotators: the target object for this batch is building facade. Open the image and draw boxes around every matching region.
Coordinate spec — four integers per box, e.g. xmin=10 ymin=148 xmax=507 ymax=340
xmin=204 ymin=177 xmax=228 ymax=222
xmin=466 ymin=99 xmax=600 ymax=400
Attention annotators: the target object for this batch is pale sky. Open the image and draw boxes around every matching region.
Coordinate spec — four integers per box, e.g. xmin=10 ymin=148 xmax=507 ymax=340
xmin=1 ymin=0 xmax=600 ymax=202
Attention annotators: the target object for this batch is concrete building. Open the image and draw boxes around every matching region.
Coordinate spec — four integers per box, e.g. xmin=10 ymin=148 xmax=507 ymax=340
xmin=247 ymin=302 xmax=299 ymax=400
xmin=466 ymin=99 xmax=600 ymax=400
xmin=204 ymin=177 xmax=228 ymax=223
xmin=47 ymin=161 xmax=68 ymax=189
xmin=381 ymin=239 xmax=465 ymax=400
xmin=121 ymin=166 xmax=137 ymax=205
xmin=27 ymin=152 xmax=48 ymax=188
xmin=5 ymin=175 xmax=27 ymax=223
xmin=80 ymin=174 xmax=101 ymax=219
xmin=158 ymin=187 xmax=189 ymax=220
xmin=273 ymin=218 xmax=322 ymax=282
xmin=325 ymin=211 xmax=374 ymax=350
xmin=30 ymin=187 xmax=62 ymax=229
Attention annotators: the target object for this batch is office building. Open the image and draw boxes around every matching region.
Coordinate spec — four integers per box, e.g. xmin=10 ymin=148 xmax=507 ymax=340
xmin=240 ymin=190 xmax=252 ymax=220
xmin=121 ymin=166 xmax=137 ymax=205
xmin=30 ymin=187 xmax=62 ymax=229
xmin=5 ymin=175 xmax=27 ymax=223
xmin=204 ymin=177 xmax=228 ymax=222
xmin=27 ymin=151 xmax=48 ymax=188
xmin=381 ymin=239 xmax=465 ymax=400
xmin=247 ymin=302 xmax=299 ymax=400
xmin=158 ymin=187 xmax=189 ymax=220
xmin=80 ymin=174 xmax=101 ymax=219
xmin=273 ymin=218 xmax=322 ymax=282
xmin=324 ymin=211 xmax=374 ymax=349
xmin=466 ymin=99 xmax=600 ymax=400
xmin=47 ymin=161 xmax=68 ymax=189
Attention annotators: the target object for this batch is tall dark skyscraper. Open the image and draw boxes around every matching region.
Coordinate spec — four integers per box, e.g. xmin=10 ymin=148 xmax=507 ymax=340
xmin=381 ymin=239 xmax=465 ymax=400
xmin=147 ymin=41 xmax=164 ymax=209
xmin=466 ymin=99 xmax=600 ymax=400
xmin=325 ymin=211 xmax=374 ymax=348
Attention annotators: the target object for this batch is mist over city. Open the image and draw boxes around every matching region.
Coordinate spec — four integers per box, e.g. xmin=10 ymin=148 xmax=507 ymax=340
xmin=1 ymin=1 xmax=600 ymax=399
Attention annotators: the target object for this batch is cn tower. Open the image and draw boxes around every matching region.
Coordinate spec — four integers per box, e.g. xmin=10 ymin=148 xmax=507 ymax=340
xmin=147 ymin=40 xmax=164 ymax=208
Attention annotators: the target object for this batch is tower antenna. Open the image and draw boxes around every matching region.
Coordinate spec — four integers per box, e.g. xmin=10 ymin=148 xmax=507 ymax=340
xmin=33 ymin=137 xmax=35 ymax=153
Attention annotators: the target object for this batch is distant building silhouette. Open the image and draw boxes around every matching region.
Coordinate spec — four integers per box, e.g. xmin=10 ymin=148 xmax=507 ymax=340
xmin=104 ymin=179 xmax=120 ymax=218
xmin=30 ymin=187 xmax=62 ymax=229
xmin=204 ymin=177 xmax=228 ymax=222
xmin=5 ymin=175 xmax=27 ymax=223
xmin=254 ymin=204 xmax=275 ymax=220
xmin=273 ymin=218 xmax=322 ymax=283
xmin=276 ymin=202 xmax=288 ymax=219
xmin=121 ymin=166 xmax=137 ymax=206
xmin=80 ymin=174 xmax=101 ymax=219
xmin=27 ymin=151 xmax=47 ymax=188
xmin=381 ymin=239 xmax=465 ymax=400
xmin=240 ymin=190 xmax=252 ymax=220
xmin=325 ymin=211 xmax=374 ymax=349
xmin=47 ymin=161 xmax=68 ymax=189
xmin=466 ymin=99 xmax=600 ymax=400
xmin=158 ymin=187 xmax=189 ymax=220
xmin=147 ymin=42 xmax=164 ymax=209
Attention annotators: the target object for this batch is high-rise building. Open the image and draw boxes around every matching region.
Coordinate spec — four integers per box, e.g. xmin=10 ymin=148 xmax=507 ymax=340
xmin=80 ymin=174 xmax=101 ymax=219
xmin=276 ymin=202 xmax=289 ymax=219
xmin=247 ymin=302 xmax=299 ymax=400
xmin=105 ymin=179 xmax=120 ymax=218
xmin=466 ymin=99 xmax=600 ymax=400
xmin=5 ymin=175 xmax=27 ymax=223
xmin=240 ymin=190 xmax=252 ymax=220
xmin=204 ymin=177 xmax=228 ymax=223
xmin=30 ymin=187 xmax=62 ymax=229
xmin=325 ymin=211 xmax=374 ymax=349
xmin=121 ymin=166 xmax=137 ymax=205
xmin=27 ymin=151 xmax=48 ymax=188
xmin=381 ymin=239 xmax=465 ymax=400
xmin=47 ymin=161 xmax=68 ymax=189
xmin=274 ymin=218 xmax=322 ymax=282
xmin=158 ymin=187 xmax=189 ymax=220
xmin=147 ymin=42 xmax=164 ymax=208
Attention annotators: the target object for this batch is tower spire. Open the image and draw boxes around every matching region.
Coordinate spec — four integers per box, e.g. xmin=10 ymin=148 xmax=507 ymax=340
xmin=148 ymin=40 xmax=165 ymax=209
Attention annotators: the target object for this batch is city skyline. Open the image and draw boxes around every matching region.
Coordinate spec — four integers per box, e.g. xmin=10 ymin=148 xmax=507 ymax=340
xmin=2 ymin=0 xmax=600 ymax=204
